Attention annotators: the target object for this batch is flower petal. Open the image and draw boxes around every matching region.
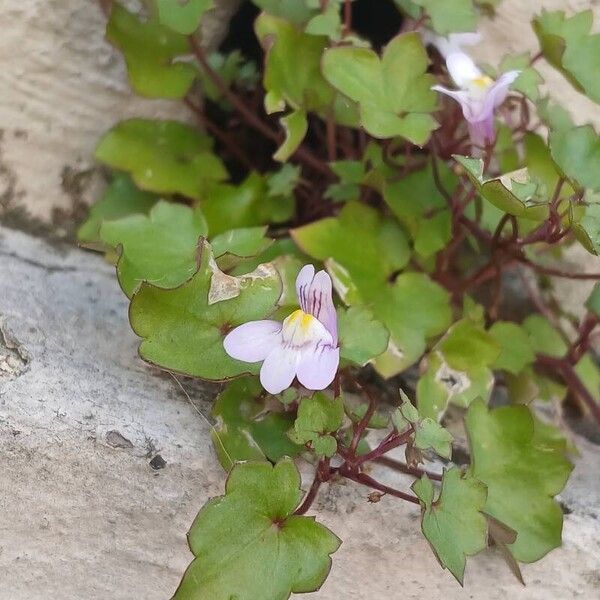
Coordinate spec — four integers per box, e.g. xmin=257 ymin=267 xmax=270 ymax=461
xmin=422 ymin=31 xmax=481 ymax=58
xmin=446 ymin=51 xmax=483 ymax=89
xmin=260 ymin=345 xmax=300 ymax=394
xmin=223 ymin=320 xmax=282 ymax=363
xmin=295 ymin=264 xmax=316 ymax=313
xmin=432 ymin=85 xmax=475 ymax=118
xmin=296 ymin=344 xmax=340 ymax=391
xmin=306 ymin=270 xmax=338 ymax=344
xmin=482 ymin=70 xmax=520 ymax=113
xmin=295 ymin=265 xmax=338 ymax=344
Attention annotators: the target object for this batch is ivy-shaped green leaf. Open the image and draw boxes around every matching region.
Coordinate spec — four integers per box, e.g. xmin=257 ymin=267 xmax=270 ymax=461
xmin=95 ymin=119 xmax=227 ymax=200
xmin=322 ymin=33 xmax=438 ymax=145
xmin=455 ymin=156 xmax=549 ymax=220
xmin=174 ymin=459 xmax=341 ymax=599
xmin=100 ymin=200 xmax=207 ymax=297
xmin=273 ymin=109 xmax=308 ymax=162
xmin=106 ymin=4 xmax=196 ymax=98
xmin=77 ymin=174 xmax=158 ymax=244
xmin=290 ymin=393 xmax=344 ymax=457
xmin=417 ymin=318 xmax=500 ymax=420
xmin=384 ymin=163 xmax=457 ymax=259
xmin=533 ymin=9 xmax=600 ymax=104
xmin=292 ymin=202 xmax=451 ymax=376
xmin=412 ymin=0 xmax=477 ymax=35
xmin=466 ymin=399 xmax=573 ymax=562
xmin=211 ymin=226 xmax=271 ymax=258
xmin=392 ymin=395 xmax=453 ymax=458
xmin=251 ymin=0 xmax=316 ymax=24
xmin=499 ymin=53 xmax=544 ymax=102
xmin=129 ymin=239 xmax=282 ymax=380
xmin=156 ymin=0 xmax=213 ymax=35
xmin=489 ymin=321 xmax=536 ymax=375
xmin=201 ymin=172 xmax=295 ymax=235
xmin=412 ymin=468 xmax=488 ymax=584
xmin=211 ymin=377 xmax=302 ymax=471
xmin=549 ymin=124 xmax=600 ymax=192
xmin=337 ymin=306 xmax=389 ymax=366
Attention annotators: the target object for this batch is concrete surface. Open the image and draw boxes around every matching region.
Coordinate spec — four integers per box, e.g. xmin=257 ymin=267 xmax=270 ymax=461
xmin=1 ymin=225 xmax=599 ymax=599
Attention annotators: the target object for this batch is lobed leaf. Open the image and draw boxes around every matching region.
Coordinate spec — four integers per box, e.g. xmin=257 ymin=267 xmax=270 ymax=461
xmin=155 ymin=0 xmax=214 ymax=35
xmin=129 ymin=239 xmax=282 ymax=380
xmin=290 ymin=393 xmax=345 ymax=457
xmin=413 ymin=468 xmax=488 ymax=584
xmin=77 ymin=174 xmax=158 ymax=244
xmin=95 ymin=119 xmax=227 ymax=200
xmin=466 ymin=399 xmax=573 ymax=562
xmin=100 ymin=200 xmax=208 ymax=297
xmin=322 ymin=33 xmax=438 ymax=144
xmin=211 ymin=377 xmax=302 ymax=471
xmin=174 ymin=459 xmax=341 ymax=599
xmin=106 ymin=4 xmax=197 ymax=98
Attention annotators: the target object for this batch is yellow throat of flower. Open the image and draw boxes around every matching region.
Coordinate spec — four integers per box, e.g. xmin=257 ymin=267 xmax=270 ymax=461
xmin=282 ymin=309 xmax=327 ymax=347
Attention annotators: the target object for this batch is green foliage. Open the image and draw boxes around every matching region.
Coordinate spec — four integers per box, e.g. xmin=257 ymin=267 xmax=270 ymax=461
xmin=411 ymin=0 xmax=477 ymax=35
xmin=293 ymin=201 xmax=451 ymax=376
xmin=174 ymin=459 xmax=340 ymax=599
xmin=337 ymin=306 xmax=389 ymax=365
xmin=290 ymin=393 xmax=345 ymax=457
xmin=211 ymin=377 xmax=302 ymax=470
xmin=413 ymin=468 xmax=488 ymax=584
xmin=533 ymin=10 xmax=600 ymax=104
xmin=322 ymin=33 xmax=437 ymax=144
xmin=77 ymin=174 xmax=157 ymax=244
xmin=86 ymin=1 xmax=595 ymax=592
xmin=201 ymin=172 xmax=295 ymax=235
xmin=129 ymin=240 xmax=282 ymax=379
xmin=155 ymin=0 xmax=213 ymax=35
xmin=456 ymin=156 xmax=548 ymax=220
xmin=100 ymin=201 xmax=208 ymax=297
xmin=106 ymin=4 xmax=197 ymax=98
xmin=489 ymin=321 xmax=536 ymax=375
xmin=384 ymin=163 xmax=456 ymax=258
xmin=499 ymin=53 xmax=544 ymax=101
xmin=95 ymin=119 xmax=227 ymax=199
xmin=549 ymin=124 xmax=600 ymax=192
xmin=466 ymin=400 xmax=572 ymax=562
xmin=418 ymin=319 xmax=500 ymax=420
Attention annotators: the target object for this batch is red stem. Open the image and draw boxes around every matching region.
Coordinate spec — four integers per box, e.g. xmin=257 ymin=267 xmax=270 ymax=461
xmin=342 ymin=471 xmax=421 ymax=505
xmin=537 ymin=354 xmax=600 ymax=425
xmin=374 ymin=456 xmax=443 ymax=482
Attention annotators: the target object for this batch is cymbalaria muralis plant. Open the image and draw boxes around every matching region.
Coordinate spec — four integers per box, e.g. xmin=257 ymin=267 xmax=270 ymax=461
xmin=82 ymin=0 xmax=600 ymax=596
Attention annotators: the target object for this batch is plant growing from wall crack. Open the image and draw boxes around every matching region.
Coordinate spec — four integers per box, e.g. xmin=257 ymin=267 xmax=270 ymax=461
xmin=83 ymin=0 xmax=600 ymax=596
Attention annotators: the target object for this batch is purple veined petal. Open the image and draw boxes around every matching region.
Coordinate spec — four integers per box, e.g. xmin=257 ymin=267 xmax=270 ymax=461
xmin=294 ymin=265 xmax=338 ymax=344
xmin=446 ymin=51 xmax=483 ymax=89
xmin=295 ymin=264 xmax=316 ymax=313
xmin=306 ymin=270 xmax=338 ymax=345
xmin=296 ymin=344 xmax=340 ymax=391
xmin=223 ymin=320 xmax=282 ymax=363
xmin=260 ymin=345 xmax=301 ymax=394
xmin=482 ymin=70 xmax=521 ymax=114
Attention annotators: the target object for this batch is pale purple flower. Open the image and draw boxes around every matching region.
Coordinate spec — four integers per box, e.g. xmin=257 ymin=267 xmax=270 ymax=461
xmin=427 ymin=32 xmax=520 ymax=149
xmin=223 ymin=265 xmax=339 ymax=394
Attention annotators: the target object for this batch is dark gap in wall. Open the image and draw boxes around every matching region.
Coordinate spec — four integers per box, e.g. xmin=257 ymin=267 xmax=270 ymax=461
xmin=351 ymin=0 xmax=404 ymax=51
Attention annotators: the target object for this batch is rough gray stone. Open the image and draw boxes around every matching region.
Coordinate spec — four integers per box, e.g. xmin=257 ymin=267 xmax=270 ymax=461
xmin=0 ymin=225 xmax=599 ymax=599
